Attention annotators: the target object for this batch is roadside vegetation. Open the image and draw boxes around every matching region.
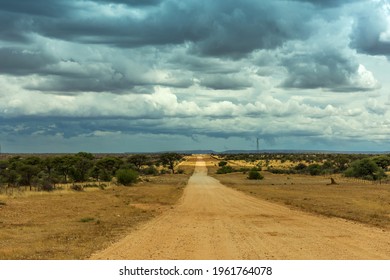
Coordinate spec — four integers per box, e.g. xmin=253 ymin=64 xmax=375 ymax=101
xmin=0 ymin=152 xmax=185 ymax=194
xmin=209 ymin=153 xmax=390 ymax=229
xmin=213 ymin=153 xmax=390 ymax=182
xmin=0 ymin=152 xmax=191 ymax=260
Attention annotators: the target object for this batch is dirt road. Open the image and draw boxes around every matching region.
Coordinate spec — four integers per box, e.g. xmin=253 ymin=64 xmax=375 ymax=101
xmin=91 ymin=158 xmax=390 ymax=260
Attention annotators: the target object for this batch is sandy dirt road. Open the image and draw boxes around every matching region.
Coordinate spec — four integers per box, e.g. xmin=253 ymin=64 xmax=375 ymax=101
xmin=91 ymin=158 xmax=390 ymax=260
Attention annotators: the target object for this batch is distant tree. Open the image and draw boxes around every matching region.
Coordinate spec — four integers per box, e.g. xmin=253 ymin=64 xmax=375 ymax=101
xmin=17 ymin=163 xmax=40 ymax=191
xmin=69 ymin=155 xmax=93 ymax=182
xmin=333 ymin=155 xmax=350 ymax=172
xmin=95 ymin=157 xmax=123 ymax=181
xmin=52 ymin=156 xmax=75 ymax=183
xmin=344 ymin=158 xmax=386 ymax=181
xmin=295 ymin=163 xmax=307 ymax=172
xmin=307 ymin=164 xmax=322 ymax=176
xmin=128 ymin=154 xmax=149 ymax=171
xmin=41 ymin=157 xmax=55 ymax=180
xmin=159 ymin=153 xmax=183 ymax=174
xmin=372 ymin=155 xmax=390 ymax=171
xmin=3 ymin=169 xmax=19 ymax=188
xmin=218 ymin=161 xmax=228 ymax=167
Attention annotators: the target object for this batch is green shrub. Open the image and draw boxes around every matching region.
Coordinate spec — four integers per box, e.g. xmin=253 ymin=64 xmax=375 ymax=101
xmin=79 ymin=217 xmax=95 ymax=223
xmin=247 ymin=170 xmax=264 ymax=180
xmin=218 ymin=161 xmax=228 ymax=167
xmin=216 ymin=165 xmax=235 ymax=174
xmin=116 ymin=169 xmax=138 ymax=186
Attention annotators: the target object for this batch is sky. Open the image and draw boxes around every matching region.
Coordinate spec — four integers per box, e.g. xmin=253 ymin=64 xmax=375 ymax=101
xmin=1 ymin=0 xmax=390 ymax=153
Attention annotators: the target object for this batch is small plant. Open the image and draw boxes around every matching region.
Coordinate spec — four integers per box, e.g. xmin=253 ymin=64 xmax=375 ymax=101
xmin=79 ymin=217 xmax=95 ymax=223
xmin=71 ymin=184 xmax=84 ymax=191
xmin=247 ymin=170 xmax=264 ymax=180
xmin=218 ymin=161 xmax=228 ymax=167
xmin=177 ymin=169 xmax=185 ymax=174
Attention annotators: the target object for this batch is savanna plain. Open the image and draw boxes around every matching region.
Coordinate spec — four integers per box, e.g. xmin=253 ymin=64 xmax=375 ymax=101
xmin=1 ymin=153 xmax=390 ymax=259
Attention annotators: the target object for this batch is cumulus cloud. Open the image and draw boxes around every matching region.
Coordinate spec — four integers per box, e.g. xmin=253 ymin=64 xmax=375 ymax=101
xmin=350 ymin=0 xmax=390 ymax=56
xmin=1 ymin=0 xmax=390 ymax=152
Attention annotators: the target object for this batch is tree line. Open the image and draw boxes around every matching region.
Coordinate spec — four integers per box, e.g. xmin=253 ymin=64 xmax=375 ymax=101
xmin=217 ymin=153 xmax=390 ymax=181
xmin=0 ymin=152 xmax=183 ymax=192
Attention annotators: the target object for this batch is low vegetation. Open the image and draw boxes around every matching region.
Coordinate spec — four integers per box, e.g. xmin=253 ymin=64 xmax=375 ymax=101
xmin=0 ymin=157 xmax=193 ymax=260
xmin=210 ymin=152 xmax=390 ymax=229
xmin=0 ymin=152 xmax=184 ymax=194
xmin=215 ymin=153 xmax=390 ymax=181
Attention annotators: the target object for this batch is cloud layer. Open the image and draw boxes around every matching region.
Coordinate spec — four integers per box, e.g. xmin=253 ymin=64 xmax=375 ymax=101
xmin=1 ymin=0 xmax=390 ymax=152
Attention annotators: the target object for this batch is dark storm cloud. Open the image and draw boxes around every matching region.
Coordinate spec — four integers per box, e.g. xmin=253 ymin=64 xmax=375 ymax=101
xmin=92 ymin=0 xmax=163 ymax=6
xmin=0 ymin=0 xmax=70 ymax=17
xmin=0 ymin=0 xmax=314 ymax=58
xmin=350 ymin=8 xmax=390 ymax=56
xmin=0 ymin=47 xmax=56 ymax=75
xmin=0 ymin=12 xmax=31 ymax=42
xmin=290 ymin=0 xmax=365 ymax=7
xmin=280 ymin=48 xmax=361 ymax=91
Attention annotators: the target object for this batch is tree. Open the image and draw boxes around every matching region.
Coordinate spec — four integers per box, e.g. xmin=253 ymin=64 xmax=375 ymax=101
xmin=128 ymin=154 xmax=149 ymax=171
xmin=372 ymin=155 xmax=390 ymax=171
xmin=52 ymin=156 xmax=75 ymax=183
xmin=16 ymin=163 xmax=40 ymax=191
xmin=344 ymin=158 xmax=386 ymax=181
xmin=159 ymin=153 xmax=183 ymax=174
xmin=69 ymin=155 xmax=93 ymax=182
xmin=96 ymin=157 xmax=123 ymax=181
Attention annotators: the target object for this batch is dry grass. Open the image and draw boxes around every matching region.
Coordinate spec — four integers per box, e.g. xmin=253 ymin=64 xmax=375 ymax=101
xmin=0 ymin=169 xmax=193 ymax=260
xmin=212 ymin=169 xmax=390 ymax=229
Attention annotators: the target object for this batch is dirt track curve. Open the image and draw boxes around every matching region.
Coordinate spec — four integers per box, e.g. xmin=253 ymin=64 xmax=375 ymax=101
xmin=91 ymin=158 xmax=390 ymax=260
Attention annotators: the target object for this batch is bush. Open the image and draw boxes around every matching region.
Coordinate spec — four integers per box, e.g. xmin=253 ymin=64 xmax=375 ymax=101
xmin=116 ymin=169 xmax=138 ymax=186
xmin=248 ymin=170 xmax=264 ymax=180
xmin=142 ymin=166 xmax=159 ymax=176
xmin=307 ymin=164 xmax=322 ymax=176
xmin=216 ymin=165 xmax=235 ymax=174
xmin=218 ymin=161 xmax=228 ymax=167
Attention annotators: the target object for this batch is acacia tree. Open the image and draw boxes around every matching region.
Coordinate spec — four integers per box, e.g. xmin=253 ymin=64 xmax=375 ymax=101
xmin=159 ymin=153 xmax=183 ymax=174
xmin=16 ymin=163 xmax=40 ymax=191
xmin=128 ymin=154 xmax=149 ymax=171
xmin=69 ymin=155 xmax=93 ymax=182
xmin=53 ymin=156 xmax=75 ymax=183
